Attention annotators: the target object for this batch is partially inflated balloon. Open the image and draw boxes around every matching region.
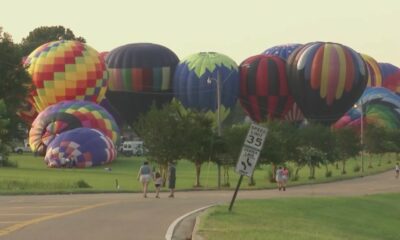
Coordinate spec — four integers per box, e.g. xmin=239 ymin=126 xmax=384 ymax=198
xmin=287 ymin=42 xmax=368 ymax=124
xmin=379 ymin=63 xmax=400 ymax=95
xmin=44 ymin=128 xmax=116 ymax=168
xmin=361 ymin=54 xmax=382 ymax=87
xmin=106 ymin=43 xmax=179 ymax=124
xmin=24 ymin=40 xmax=108 ymax=111
xmin=262 ymin=43 xmax=302 ymax=60
xmin=173 ymin=52 xmax=239 ymax=111
xmin=239 ymin=55 xmax=293 ymax=122
xmin=29 ymin=100 xmax=120 ymax=154
xmin=333 ymin=87 xmax=400 ymax=130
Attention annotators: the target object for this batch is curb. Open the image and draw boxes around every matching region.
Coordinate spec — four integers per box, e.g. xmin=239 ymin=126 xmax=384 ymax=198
xmin=165 ymin=204 xmax=216 ymax=240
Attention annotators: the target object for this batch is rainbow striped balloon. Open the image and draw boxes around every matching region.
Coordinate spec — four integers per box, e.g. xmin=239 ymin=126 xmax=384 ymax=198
xmin=29 ymin=100 xmax=120 ymax=155
xmin=361 ymin=54 xmax=382 ymax=87
xmin=24 ymin=40 xmax=108 ymax=112
xmin=287 ymin=42 xmax=368 ymax=124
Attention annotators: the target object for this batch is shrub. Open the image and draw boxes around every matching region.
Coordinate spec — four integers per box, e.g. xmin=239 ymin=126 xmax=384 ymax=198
xmin=353 ymin=164 xmax=361 ymax=172
xmin=74 ymin=179 xmax=91 ymax=188
xmin=325 ymin=170 xmax=332 ymax=178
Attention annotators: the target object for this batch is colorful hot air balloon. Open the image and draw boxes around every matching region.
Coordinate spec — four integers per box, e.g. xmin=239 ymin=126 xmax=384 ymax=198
xmin=239 ymin=55 xmax=294 ymax=122
xmin=287 ymin=42 xmax=368 ymax=125
xmin=361 ymin=54 xmax=382 ymax=87
xmin=105 ymin=43 xmax=179 ymax=124
xmin=173 ymin=52 xmax=239 ymax=112
xmin=333 ymin=87 xmax=400 ymax=130
xmin=29 ymin=100 xmax=120 ymax=155
xmin=262 ymin=43 xmax=302 ymax=60
xmin=379 ymin=63 xmax=400 ymax=95
xmin=44 ymin=128 xmax=117 ymax=168
xmin=24 ymin=40 xmax=108 ymax=112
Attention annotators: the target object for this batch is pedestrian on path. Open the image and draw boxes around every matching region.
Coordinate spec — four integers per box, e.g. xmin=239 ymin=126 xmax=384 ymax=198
xmin=282 ymin=167 xmax=289 ymax=191
xmin=137 ymin=161 xmax=152 ymax=198
xmin=275 ymin=166 xmax=283 ymax=191
xmin=395 ymin=163 xmax=399 ymax=179
xmin=168 ymin=161 xmax=176 ymax=198
xmin=154 ymin=171 xmax=163 ymax=198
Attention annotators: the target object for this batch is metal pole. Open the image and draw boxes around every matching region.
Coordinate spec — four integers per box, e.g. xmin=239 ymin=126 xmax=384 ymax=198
xmin=229 ymin=175 xmax=243 ymax=212
xmin=216 ymin=72 xmax=222 ymax=188
xmin=360 ymin=102 xmax=364 ymax=174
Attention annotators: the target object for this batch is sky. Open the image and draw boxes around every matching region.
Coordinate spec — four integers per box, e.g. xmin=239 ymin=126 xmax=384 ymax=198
xmin=1 ymin=0 xmax=399 ymax=66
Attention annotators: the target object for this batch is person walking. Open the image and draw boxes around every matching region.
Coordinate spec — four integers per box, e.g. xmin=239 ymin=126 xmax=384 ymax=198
xmin=275 ymin=166 xmax=283 ymax=191
xmin=154 ymin=171 xmax=163 ymax=198
xmin=137 ymin=161 xmax=152 ymax=198
xmin=282 ymin=167 xmax=289 ymax=191
xmin=167 ymin=162 xmax=176 ymax=198
xmin=395 ymin=163 xmax=399 ymax=179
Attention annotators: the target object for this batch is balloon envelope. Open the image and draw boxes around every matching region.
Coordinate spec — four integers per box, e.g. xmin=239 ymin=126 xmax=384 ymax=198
xmin=24 ymin=40 xmax=108 ymax=112
xmin=44 ymin=128 xmax=117 ymax=168
xmin=262 ymin=43 xmax=302 ymax=60
xmin=287 ymin=42 xmax=368 ymax=124
xmin=29 ymin=100 xmax=120 ymax=154
xmin=379 ymin=62 xmax=400 ymax=95
xmin=105 ymin=43 xmax=179 ymax=124
xmin=173 ymin=52 xmax=239 ymax=111
xmin=239 ymin=55 xmax=293 ymax=122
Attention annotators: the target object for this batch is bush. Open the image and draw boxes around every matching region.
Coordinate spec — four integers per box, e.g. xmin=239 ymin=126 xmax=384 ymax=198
xmin=353 ymin=164 xmax=361 ymax=172
xmin=325 ymin=170 xmax=332 ymax=178
xmin=74 ymin=179 xmax=91 ymax=188
xmin=0 ymin=157 xmax=18 ymax=168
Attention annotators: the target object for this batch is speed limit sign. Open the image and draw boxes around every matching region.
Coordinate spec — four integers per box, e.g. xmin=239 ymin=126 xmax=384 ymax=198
xmin=244 ymin=124 xmax=268 ymax=151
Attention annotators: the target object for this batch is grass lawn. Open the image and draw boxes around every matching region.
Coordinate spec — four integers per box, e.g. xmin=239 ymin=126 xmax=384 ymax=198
xmin=0 ymin=153 xmax=395 ymax=194
xmin=197 ymin=193 xmax=400 ymax=240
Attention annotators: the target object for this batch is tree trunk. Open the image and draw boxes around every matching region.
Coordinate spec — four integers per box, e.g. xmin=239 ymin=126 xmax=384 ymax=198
xmin=194 ymin=162 xmax=202 ymax=187
xmin=342 ymin=160 xmax=346 ymax=174
xmin=223 ymin=165 xmax=230 ymax=187
xmin=160 ymin=163 xmax=168 ymax=187
xmin=248 ymin=173 xmax=255 ymax=186
xmin=271 ymin=163 xmax=276 ymax=182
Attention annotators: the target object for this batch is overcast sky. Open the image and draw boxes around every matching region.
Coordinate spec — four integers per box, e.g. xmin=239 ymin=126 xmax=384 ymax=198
xmin=2 ymin=0 xmax=399 ymax=66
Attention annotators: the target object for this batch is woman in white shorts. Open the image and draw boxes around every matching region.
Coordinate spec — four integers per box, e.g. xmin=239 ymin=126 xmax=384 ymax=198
xmin=137 ymin=161 xmax=152 ymax=198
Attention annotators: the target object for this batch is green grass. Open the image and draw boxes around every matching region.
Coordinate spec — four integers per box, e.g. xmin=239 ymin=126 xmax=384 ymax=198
xmin=197 ymin=193 xmax=400 ymax=240
xmin=0 ymin=153 xmax=395 ymax=194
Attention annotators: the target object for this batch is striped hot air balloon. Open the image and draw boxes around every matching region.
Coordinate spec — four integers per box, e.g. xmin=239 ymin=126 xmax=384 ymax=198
xmin=239 ymin=55 xmax=294 ymax=122
xmin=29 ymin=100 xmax=120 ymax=155
xmin=262 ymin=43 xmax=303 ymax=60
xmin=105 ymin=43 xmax=179 ymax=124
xmin=380 ymin=62 xmax=400 ymax=95
xmin=361 ymin=54 xmax=382 ymax=87
xmin=287 ymin=42 xmax=368 ymax=124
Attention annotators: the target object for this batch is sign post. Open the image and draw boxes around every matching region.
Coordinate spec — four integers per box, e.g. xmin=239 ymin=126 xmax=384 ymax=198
xmin=229 ymin=123 xmax=268 ymax=211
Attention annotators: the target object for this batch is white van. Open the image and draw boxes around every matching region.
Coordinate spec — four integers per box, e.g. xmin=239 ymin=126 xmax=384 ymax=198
xmin=13 ymin=140 xmax=31 ymax=154
xmin=121 ymin=141 xmax=144 ymax=156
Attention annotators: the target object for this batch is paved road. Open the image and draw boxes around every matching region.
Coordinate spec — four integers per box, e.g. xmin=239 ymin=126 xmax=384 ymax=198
xmin=0 ymin=171 xmax=399 ymax=240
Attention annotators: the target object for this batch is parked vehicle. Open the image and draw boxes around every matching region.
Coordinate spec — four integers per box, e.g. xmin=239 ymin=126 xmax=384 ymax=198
xmin=13 ymin=140 xmax=31 ymax=154
xmin=121 ymin=141 xmax=144 ymax=156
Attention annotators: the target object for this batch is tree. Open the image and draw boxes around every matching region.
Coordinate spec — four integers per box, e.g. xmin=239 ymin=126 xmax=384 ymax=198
xmin=333 ymin=127 xmax=361 ymax=174
xmin=135 ymin=103 xmax=185 ymax=184
xmin=364 ymin=124 xmax=388 ymax=167
xmin=0 ymin=28 xmax=31 ymax=143
xmin=20 ymin=26 xmax=86 ymax=56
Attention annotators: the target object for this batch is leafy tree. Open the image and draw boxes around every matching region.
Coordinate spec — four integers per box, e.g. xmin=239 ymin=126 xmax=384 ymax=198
xmin=364 ymin=124 xmax=388 ymax=167
xmin=179 ymin=110 xmax=214 ymax=187
xmin=333 ymin=127 xmax=361 ymax=174
xmin=20 ymin=26 xmax=86 ymax=56
xmin=135 ymin=103 xmax=185 ymax=183
xmin=0 ymin=28 xmax=31 ymax=143
xmin=296 ymin=146 xmax=327 ymax=179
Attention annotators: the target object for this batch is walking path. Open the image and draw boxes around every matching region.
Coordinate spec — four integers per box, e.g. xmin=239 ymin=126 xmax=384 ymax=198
xmin=0 ymin=170 xmax=398 ymax=240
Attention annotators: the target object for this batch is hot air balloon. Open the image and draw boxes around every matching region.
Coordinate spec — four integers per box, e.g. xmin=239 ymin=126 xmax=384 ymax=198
xmin=380 ymin=63 xmax=400 ymax=95
xmin=105 ymin=43 xmax=179 ymax=124
xmin=287 ymin=42 xmax=368 ymax=125
xmin=44 ymin=128 xmax=117 ymax=168
xmin=361 ymin=54 xmax=382 ymax=87
xmin=173 ymin=52 xmax=239 ymax=112
xmin=29 ymin=100 xmax=120 ymax=155
xmin=333 ymin=87 xmax=400 ymax=130
xmin=239 ymin=55 xmax=293 ymax=122
xmin=262 ymin=43 xmax=302 ymax=60
xmin=24 ymin=40 xmax=108 ymax=112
